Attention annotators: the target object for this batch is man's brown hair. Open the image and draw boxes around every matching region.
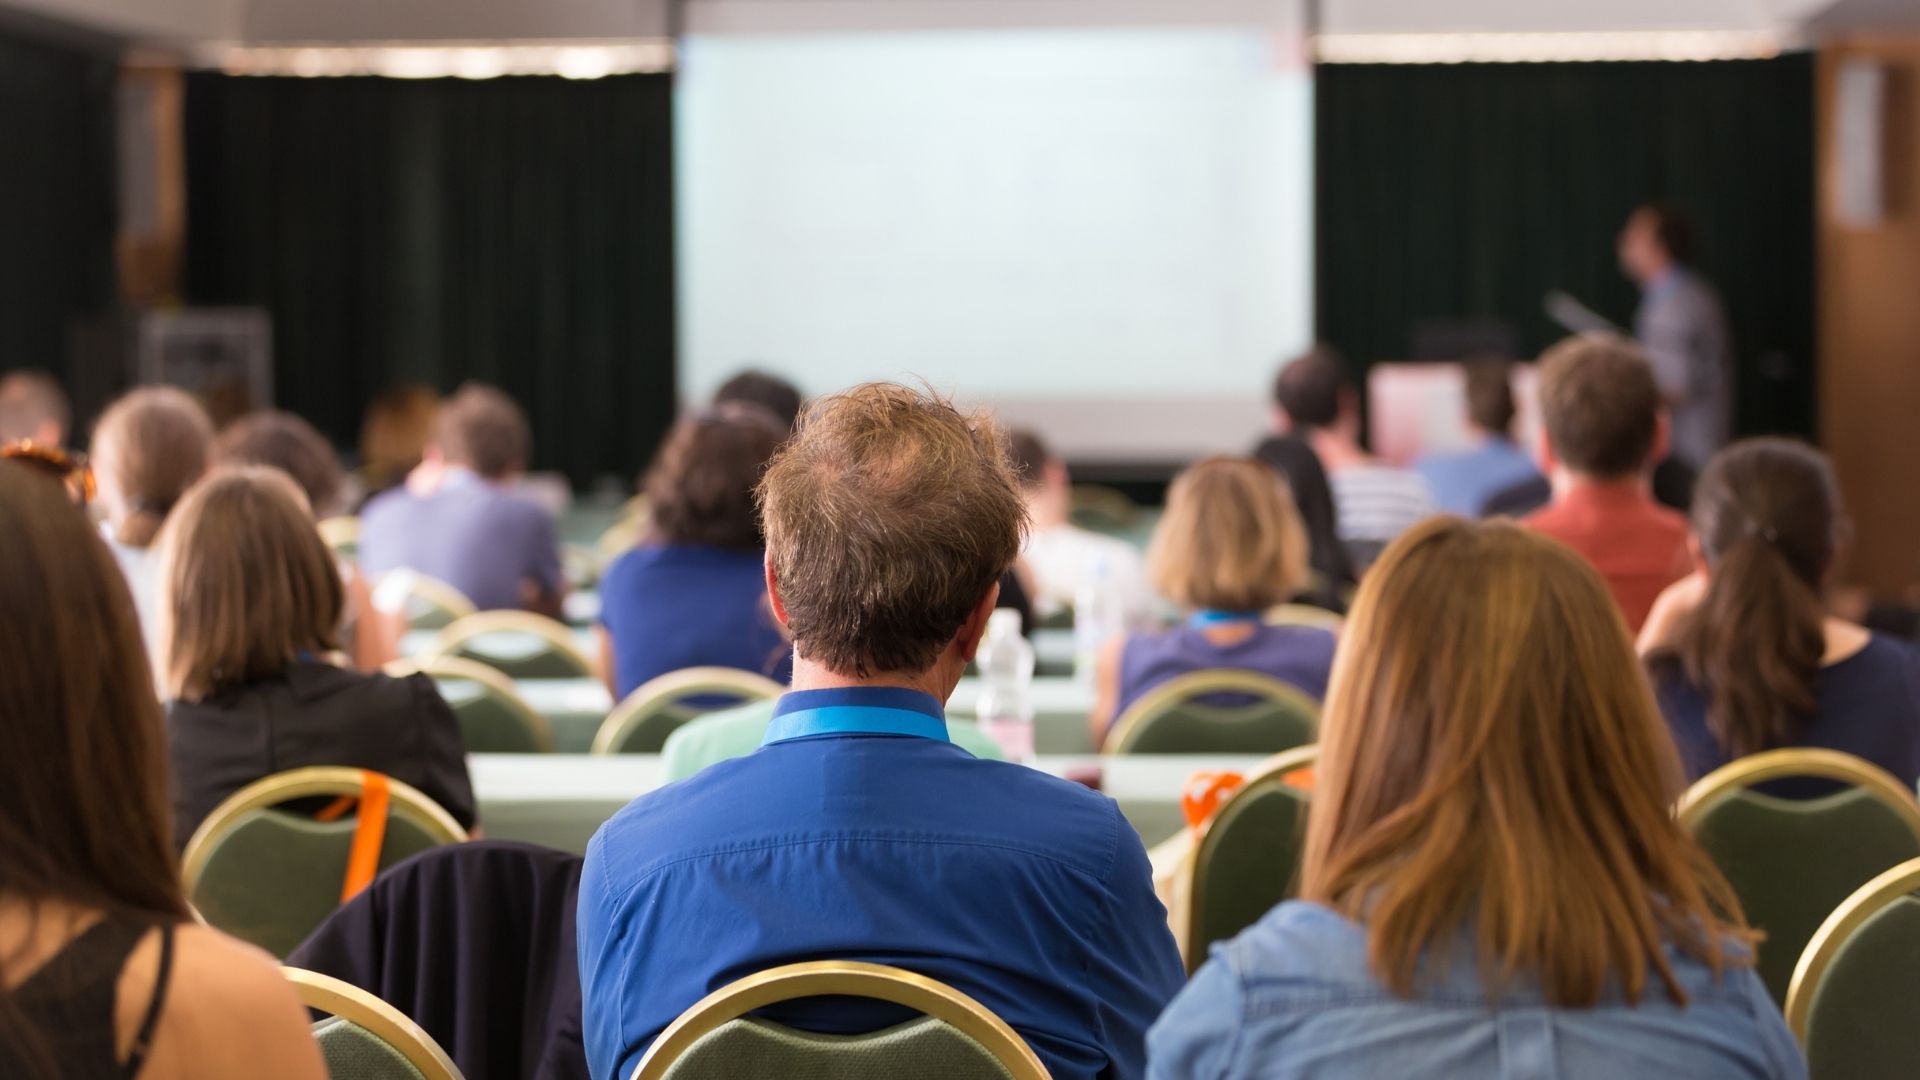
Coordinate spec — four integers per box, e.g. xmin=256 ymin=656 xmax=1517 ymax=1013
xmin=1006 ymin=429 xmax=1049 ymax=490
xmin=645 ymin=403 xmax=785 ymax=551
xmin=1464 ymin=361 xmax=1516 ymax=438
xmin=758 ymin=383 xmax=1027 ymax=677
xmin=213 ymin=410 xmax=344 ymax=518
xmin=155 ymin=467 xmax=344 ymax=702
xmin=1303 ymin=517 xmax=1752 ymax=1008
xmin=435 ymin=383 xmax=531 ymax=479
xmin=1536 ymin=333 xmax=1661 ymax=480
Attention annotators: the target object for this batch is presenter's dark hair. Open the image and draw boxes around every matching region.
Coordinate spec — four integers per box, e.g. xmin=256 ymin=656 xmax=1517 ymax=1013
xmin=715 ymin=370 xmax=804 ymax=434
xmin=1272 ymin=347 xmax=1348 ymax=431
xmin=1638 ymin=202 xmax=1695 ymax=265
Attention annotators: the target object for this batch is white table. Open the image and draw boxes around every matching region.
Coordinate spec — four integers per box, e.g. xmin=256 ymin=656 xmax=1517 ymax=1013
xmin=470 ymin=753 xmax=1263 ymax=855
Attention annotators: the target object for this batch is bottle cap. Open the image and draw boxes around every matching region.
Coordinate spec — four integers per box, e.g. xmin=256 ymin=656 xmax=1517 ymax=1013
xmin=987 ymin=607 xmax=1024 ymax=636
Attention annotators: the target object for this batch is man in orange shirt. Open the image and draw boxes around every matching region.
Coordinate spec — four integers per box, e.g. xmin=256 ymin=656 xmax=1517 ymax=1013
xmin=1524 ymin=333 xmax=1691 ymax=632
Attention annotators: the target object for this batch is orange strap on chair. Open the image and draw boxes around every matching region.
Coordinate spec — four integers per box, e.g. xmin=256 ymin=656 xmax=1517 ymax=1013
xmin=339 ymin=771 xmax=391 ymax=903
xmin=1182 ymin=771 xmax=1245 ymax=831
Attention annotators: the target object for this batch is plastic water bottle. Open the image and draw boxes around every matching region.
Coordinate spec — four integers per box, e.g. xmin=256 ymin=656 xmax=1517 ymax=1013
xmin=976 ymin=608 xmax=1037 ymax=765
xmin=1074 ymin=556 xmax=1126 ymax=682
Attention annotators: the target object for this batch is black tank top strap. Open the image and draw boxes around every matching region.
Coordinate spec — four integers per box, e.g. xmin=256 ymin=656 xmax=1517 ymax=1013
xmin=2 ymin=915 xmax=176 ymax=1080
xmin=120 ymin=922 xmax=175 ymax=1079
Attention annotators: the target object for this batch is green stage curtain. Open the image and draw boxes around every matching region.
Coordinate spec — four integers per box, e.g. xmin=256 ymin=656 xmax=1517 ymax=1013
xmin=0 ymin=27 xmax=116 ymax=383
xmin=1316 ymin=56 xmax=1816 ymax=438
xmin=184 ymin=73 xmax=676 ymax=486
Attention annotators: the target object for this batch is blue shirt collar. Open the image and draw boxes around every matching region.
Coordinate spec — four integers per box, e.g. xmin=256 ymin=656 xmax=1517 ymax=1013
xmin=1189 ymin=609 xmax=1264 ymax=629
xmin=762 ymin=686 xmax=951 ymax=746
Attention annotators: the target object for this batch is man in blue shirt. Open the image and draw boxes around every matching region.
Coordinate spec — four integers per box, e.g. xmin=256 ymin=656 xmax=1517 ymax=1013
xmin=578 ymin=383 xmax=1184 ymax=1080
xmin=1412 ymin=360 xmax=1541 ymax=517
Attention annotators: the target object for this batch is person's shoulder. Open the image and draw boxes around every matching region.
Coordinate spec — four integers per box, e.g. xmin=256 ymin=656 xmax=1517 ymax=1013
xmin=358 ymin=485 xmax=419 ymax=525
xmin=288 ymin=661 xmax=424 ymax=711
xmin=1267 ymin=622 xmax=1338 ymax=657
xmin=660 ymin=699 xmax=777 ymax=777
xmin=1215 ymin=901 xmax=1373 ymax=989
xmin=141 ymin=924 xmax=326 ymax=1078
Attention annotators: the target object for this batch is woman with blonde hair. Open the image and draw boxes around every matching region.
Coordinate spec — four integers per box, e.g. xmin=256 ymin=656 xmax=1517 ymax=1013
xmin=1088 ymin=456 xmax=1335 ymax=738
xmin=89 ymin=386 xmax=213 ymax=657
xmin=1148 ymin=519 xmax=1800 ymax=1079
xmin=0 ymin=459 xmax=326 ymax=1079
xmin=157 ymin=467 xmax=475 ymax=845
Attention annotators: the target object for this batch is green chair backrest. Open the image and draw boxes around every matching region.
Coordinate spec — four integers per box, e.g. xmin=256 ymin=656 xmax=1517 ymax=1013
xmin=603 ymin=701 xmax=710 ymax=755
xmin=443 ymin=632 xmax=588 ymax=680
xmin=1118 ymin=695 xmax=1317 ymax=755
xmin=1803 ymin=892 xmax=1920 ymax=1079
xmin=429 ymin=675 xmax=548 ymax=753
xmin=1189 ymin=775 xmax=1311 ymax=967
xmin=660 ymin=1017 xmax=1014 ymax=1080
xmin=1692 ymin=786 xmax=1920 ymax=1005
xmin=314 ymin=1016 xmax=431 ymax=1080
xmin=404 ymin=593 xmax=464 ymax=632
xmin=190 ymin=809 xmax=446 ymax=958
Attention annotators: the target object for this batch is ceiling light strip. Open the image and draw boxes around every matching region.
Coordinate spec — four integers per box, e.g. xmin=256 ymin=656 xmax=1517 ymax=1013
xmin=1315 ymin=31 xmax=1788 ymax=65
xmin=205 ymin=41 xmax=676 ymax=79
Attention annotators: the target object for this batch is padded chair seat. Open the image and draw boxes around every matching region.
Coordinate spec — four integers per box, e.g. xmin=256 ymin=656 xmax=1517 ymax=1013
xmin=1123 ymin=700 xmax=1314 ymax=755
xmin=663 ymin=1017 xmax=1014 ymax=1080
xmin=1692 ymin=786 xmax=1920 ymax=1003
xmin=316 ymin=1017 xmax=432 ymax=1080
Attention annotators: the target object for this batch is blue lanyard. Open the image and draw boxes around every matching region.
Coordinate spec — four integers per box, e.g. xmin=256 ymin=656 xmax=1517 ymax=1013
xmin=763 ymin=706 xmax=952 ymax=747
xmin=1189 ymin=609 xmax=1263 ymax=629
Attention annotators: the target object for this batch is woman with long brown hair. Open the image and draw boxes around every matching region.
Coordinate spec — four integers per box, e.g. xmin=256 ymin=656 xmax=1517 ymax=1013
xmin=1148 ymin=518 xmax=1800 ymax=1079
xmin=1640 ymin=438 xmax=1920 ymax=786
xmin=0 ymin=460 xmax=324 ymax=1079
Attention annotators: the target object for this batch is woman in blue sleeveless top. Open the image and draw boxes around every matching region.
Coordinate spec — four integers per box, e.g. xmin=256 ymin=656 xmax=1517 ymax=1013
xmin=1089 ymin=457 xmax=1337 ymax=740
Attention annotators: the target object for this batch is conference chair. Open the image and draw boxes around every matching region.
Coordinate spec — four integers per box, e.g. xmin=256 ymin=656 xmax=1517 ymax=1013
xmin=426 ymin=611 xmax=596 ymax=680
xmin=1067 ymin=484 xmax=1137 ymax=534
xmin=1174 ymin=745 xmax=1318 ymax=974
xmin=372 ymin=570 xmax=480 ymax=633
xmin=387 ymin=655 xmax=554 ymax=753
xmin=1787 ymin=856 xmax=1920 ymax=1079
xmin=593 ymin=667 xmax=786 ymax=755
xmin=1264 ymin=603 xmax=1344 ymax=632
xmin=318 ymin=516 xmax=361 ymax=560
xmin=285 ymin=967 xmax=465 ymax=1080
xmin=1677 ymin=748 xmax=1920 ymax=1005
xmin=631 ymin=961 xmax=1048 ymax=1080
xmin=1105 ymin=670 xmax=1320 ymax=755
xmin=183 ymin=767 xmax=470 ymax=957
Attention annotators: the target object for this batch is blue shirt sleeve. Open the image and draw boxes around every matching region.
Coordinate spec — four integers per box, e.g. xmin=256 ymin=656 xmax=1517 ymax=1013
xmin=1092 ymin=804 xmax=1189 ymax=1079
xmin=1738 ymin=967 xmax=1808 ymax=1080
xmin=577 ymin=829 xmax=627 ymax=1080
xmin=1146 ymin=952 xmax=1244 ymax=1080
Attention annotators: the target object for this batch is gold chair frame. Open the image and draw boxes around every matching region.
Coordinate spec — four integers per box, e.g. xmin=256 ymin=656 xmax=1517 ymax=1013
xmin=284 ymin=967 xmax=465 ymax=1080
xmin=424 ymin=611 xmax=595 ymax=678
xmin=375 ymin=571 xmax=479 ymax=632
xmin=1104 ymin=669 xmax=1321 ymax=755
xmin=1786 ymin=855 xmax=1920 ymax=1041
xmin=387 ymin=655 xmax=555 ymax=752
xmin=1263 ymin=603 xmax=1344 ymax=633
xmin=592 ymin=666 xmax=787 ymax=755
xmin=631 ymin=960 xmax=1049 ymax=1080
xmin=317 ymin=516 xmax=361 ymax=554
xmin=1172 ymin=744 xmax=1319 ymax=972
xmin=181 ymin=766 xmax=470 ymax=893
xmin=1674 ymin=748 xmax=1920 ymax=838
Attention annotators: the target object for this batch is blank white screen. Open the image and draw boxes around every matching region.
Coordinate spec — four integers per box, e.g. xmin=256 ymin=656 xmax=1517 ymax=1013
xmin=677 ymin=25 xmax=1314 ymax=459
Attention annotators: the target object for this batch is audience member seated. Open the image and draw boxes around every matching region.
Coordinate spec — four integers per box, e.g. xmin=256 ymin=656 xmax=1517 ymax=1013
xmin=1148 ymin=518 xmax=1799 ymax=1080
xmin=0 ymin=368 xmax=70 ymax=448
xmin=1413 ymin=360 xmax=1541 ymax=516
xmin=1271 ymin=347 xmax=1435 ymax=571
xmin=1089 ymin=457 xmax=1337 ymax=739
xmin=0 ymin=460 xmax=327 ymax=1080
xmin=1007 ymin=428 xmax=1154 ymax=626
xmin=1249 ymin=433 xmax=1355 ymax=609
xmin=356 ymin=382 xmax=440 ymax=506
xmin=89 ymin=386 xmax=214 ymax=660
xmin=359 ymin=383 xmax=564 ymax=616
xmin=597 ymin=404 xmax=794 ymax=699
xmin=1641 ymin=439 xmax=1920 ymax=789
xmin=578 ymin=384 xmax=1183 ymax=1080
xmin=1523 ymin=333 xmax=1690 ymax=632
xmin=713 ymin=368 xmax=804 ymax=433
xmin=212 ymin=410 xmax=397 ymax=671
xmin=159 ymin=467 xmax=476 ymax=845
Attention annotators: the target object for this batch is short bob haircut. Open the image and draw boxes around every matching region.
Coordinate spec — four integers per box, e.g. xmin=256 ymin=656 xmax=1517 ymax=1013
xmin=1147 ymin=457 xmax=1309 ymax=614
xmin=758 ymin=383 xmax=1026 ymax=678
xmin=155 ymin=467 xmax=344 ymax=703
xmin=645 ymin=403 xmax=786 ymax=551
xmin=1303 ymin=518 xmax=1751 ymax=1007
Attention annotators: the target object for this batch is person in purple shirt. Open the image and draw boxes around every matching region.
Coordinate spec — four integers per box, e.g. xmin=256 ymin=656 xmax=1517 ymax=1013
xmin=358 ymin=383 xmax=563 ymax=617
xmin=1412 ymin=360 xmax=1542 ymax=517
xmin=1091 ymin=457 xmax=1337 ymax=740
xmin=1640 ymin=438 xmax=1920 ymax=792
xmin=577 ymin=383 xmax=1184 ymax=1080
xmin=596 ymin=403 xmax=792 ymax=698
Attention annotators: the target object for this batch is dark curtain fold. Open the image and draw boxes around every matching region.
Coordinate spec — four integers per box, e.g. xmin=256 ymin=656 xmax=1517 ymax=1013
xmin=1316 ymin=56 xmax=1816 ymax=439
xmin=183 ymin=73 xmax=676 ymax=486
xmin=0 ymin=27 xmax=117 ymax=380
